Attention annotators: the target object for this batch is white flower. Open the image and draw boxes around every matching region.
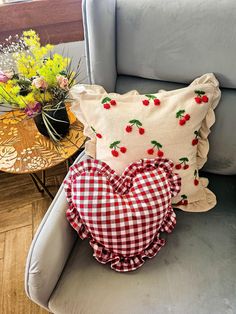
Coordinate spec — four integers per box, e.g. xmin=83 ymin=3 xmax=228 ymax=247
xmin=32 ymin=77 xmax=48 ymax=89
xmin=56 ymin=75 xmax=69 ymax=90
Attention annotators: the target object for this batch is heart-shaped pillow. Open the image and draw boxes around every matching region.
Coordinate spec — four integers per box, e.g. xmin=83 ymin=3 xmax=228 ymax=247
xmin=64 ymin=158 xmax=181 ymax=272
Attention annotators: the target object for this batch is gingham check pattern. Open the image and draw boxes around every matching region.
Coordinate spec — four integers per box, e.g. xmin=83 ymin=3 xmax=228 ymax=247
xmin=64 ymin=158 xmax=181 ymax=272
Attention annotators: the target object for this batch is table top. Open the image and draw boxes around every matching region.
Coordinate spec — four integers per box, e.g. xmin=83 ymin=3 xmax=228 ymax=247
xmin=0 ymin=109 xmax=86 ymax=174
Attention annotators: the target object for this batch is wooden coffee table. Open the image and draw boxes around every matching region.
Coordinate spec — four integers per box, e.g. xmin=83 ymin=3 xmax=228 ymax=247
xmin=0 ymin=109 xmax=86 ymax=199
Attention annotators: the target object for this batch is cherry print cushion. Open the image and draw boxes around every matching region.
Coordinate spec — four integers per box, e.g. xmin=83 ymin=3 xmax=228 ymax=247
xmin=70 ymin=73 xmax=221 ymax=212
xmin=64 ymin=158 xmax=181 ymax=272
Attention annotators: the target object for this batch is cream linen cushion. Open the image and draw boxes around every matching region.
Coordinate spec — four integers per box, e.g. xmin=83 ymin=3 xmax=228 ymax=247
xmin=70 ymin=74 xmax=221 ymax=212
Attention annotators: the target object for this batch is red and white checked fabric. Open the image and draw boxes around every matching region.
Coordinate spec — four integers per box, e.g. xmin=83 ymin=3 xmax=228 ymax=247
xmin=64 ymin=158 xmax=181 ymax=272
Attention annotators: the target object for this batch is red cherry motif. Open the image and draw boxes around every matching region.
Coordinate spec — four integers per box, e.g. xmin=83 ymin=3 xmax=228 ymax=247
xmin=91 ymin=126 xmax=102 ymax=139
xmin=110 ymin=99 xmax=116 ymax=106
xmin=102 ymin=96 xmax=117 ymax=109
xmin=201 ymin=95 xmax=208 ymax=103
xmin=175 ymin=164 xmax=181 ymax=170
xmin=103 ymin=103 xmax=111 ymax=109
xmin=176 ymin=110 xmax=190 ymax=126
xmin=111 ymin=150 xmax=119 ymax=157
xmin=184 ymin=114 xmax=190 ymax=121
xmin=194 ymin=90 xmax=208 ymax=104
xmin=192 ymin=130 xmax=199 ymax=146
xmin=143 ymin=94 xmax=161 ymax=107
xmin=147 ymin=148 xmax=154 ymax=155
xmin=147 ymin=140 xmax=164 ymax=157
xmin=109 ymin=140 xmax=127 ymax=157
xmin=194 ymin=170 xmax=199 ymax=186
xmin=194 ymin=97 xmax=202 ymax=104
xmin=120 ymin=146 xmax=127 ymax=153
xmin=125 ymin=119 xmax=145 ymax=135
xmin=139 ymin=127 xmax=145 ymax=135
xmin=175 ymin=157 xmax=189 ymax=170
xmin=179 ymin=118 xmax=186 ymax=126
xmin=154 ymin=98 xmax=161 ymax=106
xmin=174 ymin=194 xmax=188 ymax=206
xmin=142 ymin=99 xmax=149 ymax=106
xmin=126 ymin=125 xmax=132 ymax=133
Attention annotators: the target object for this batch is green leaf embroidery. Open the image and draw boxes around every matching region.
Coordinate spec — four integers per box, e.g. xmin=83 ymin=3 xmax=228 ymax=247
xmin=129 ymin=119 xmax=142 ymax=126
xmin=145 ymin=94 xmax=156 ymax=100
xmin=151 ymin=140 xmax=158 ymax=146
xmin=179 ymin=157 xmax=189 ymax=162
xmin=194 ymin=130 xmax=199 ymax=136
xmin=151 ymin=140 xmax=162 ymax=148
xmin=181 ymin=194 xmax=187 ymax=199
xmin=176 ymin=110 xmax=185 ymax=118
xmin=91 ymin=126 xmax=96 ymax=132
xmin=102 ymin=96 xmax=111 ymax=104
xmin=194 ymin=169 xmax=198 ymax=176
xmin=194 ymin=90 xmax=205 ymax=96
xmin=109 ymin=140 xmax=120 ymax=149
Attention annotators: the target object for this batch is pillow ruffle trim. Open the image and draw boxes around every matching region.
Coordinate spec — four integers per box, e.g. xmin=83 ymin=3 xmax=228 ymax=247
xmin=190 ymin=73 xmax=221 ymax=170
xmin=90 ymin=206 xmax=175 ymax=272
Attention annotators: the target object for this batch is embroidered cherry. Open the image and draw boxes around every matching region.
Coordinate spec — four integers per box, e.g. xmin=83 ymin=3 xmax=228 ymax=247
xmin=201 ymin=95 xmax=208 ymax=103
xmin=175 ymin=157 xmax=189 ymax=170
xmin=154 ymin=98 xmax=161 ymax=106
xmin=174 ymin=194 xmax=188 ymax=206
xmin=102 ymin=96 xmax=116 ymax=109
xmin=126 ymin=125 xmax=132 ymax=133
xmin=111 ymin=150 xmax=119 ymax=157
xmin=143 ymin=94 xmax=161 ymax=106
xmin=142 ymin=99 xmax=150 ymax=106
xmin=110 ymin=140 xmax=127 ymax=157
xmin=194 ymin=169 xmax=199 ymax=186
xmin=139 ymin=127 xmax=145 ymax=135
xmin=91 ymin=126 xmax=102 ymax=139
xmin=184 ymin=114 xmax=190 ymax=121
xmin=120 ymin=146 xmax=127 ymax=154
xmin=147 ymin=148 xmax=154 ymax=155
xmin=192 ymin=130 xmax=199 ymax=146
xmin=125 ymin=119 xmax=145 ymax=135
xmin=110 ymin=99 xmax=117 ymax=106
xmin=147 ymin=140 xmax=164 ymax=157
xmin=194 ymin=90 xmax=208 ymax=104
xmin=176 ymin=110 xmax=190 ymax=126
xmin=175 ymin=164 xmax=182 ymax=170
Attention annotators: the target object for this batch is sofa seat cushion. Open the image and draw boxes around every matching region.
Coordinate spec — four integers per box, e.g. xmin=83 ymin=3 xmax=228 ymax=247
xmin=49 ymin=173 xmax=236 ymax=314
xmin=116 ymin=75 xmax=236 ymax=176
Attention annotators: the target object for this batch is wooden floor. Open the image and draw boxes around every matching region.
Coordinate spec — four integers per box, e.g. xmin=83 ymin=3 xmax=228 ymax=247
xmin=0 ymin=163 xmax=68 ymax=314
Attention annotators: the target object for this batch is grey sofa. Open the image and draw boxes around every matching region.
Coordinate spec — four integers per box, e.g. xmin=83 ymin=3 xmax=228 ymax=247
xmin=25 ymin=1 xmax=236 ymax=313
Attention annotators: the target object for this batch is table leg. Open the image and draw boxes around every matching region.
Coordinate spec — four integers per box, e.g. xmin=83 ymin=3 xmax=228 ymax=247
xmin=42 ymin=170 xmax=46 ymax=185
xmin=29 ymin=173 xmax=54 ymax=200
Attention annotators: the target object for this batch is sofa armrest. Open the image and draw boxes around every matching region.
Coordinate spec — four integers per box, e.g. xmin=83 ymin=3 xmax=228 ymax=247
xmin=82 ymin=0 xmax=117 ymax=92
xmin=25 ymin=151 xmax=88 ymax=310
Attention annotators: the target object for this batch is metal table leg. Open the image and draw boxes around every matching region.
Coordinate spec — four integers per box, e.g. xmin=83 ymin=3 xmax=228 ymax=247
xmin=29 ymin=172 xmax=54 ymax=200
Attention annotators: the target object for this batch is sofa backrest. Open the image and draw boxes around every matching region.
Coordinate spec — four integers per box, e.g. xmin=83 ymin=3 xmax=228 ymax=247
xmin=82 ymin=0 xmax=236 ymax=175
xmin=117 ymin=0 xmax=236 ymax=89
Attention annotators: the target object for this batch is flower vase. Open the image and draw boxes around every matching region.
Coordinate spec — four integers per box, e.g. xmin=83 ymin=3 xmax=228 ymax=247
xmin=34 ymin=104 xmax=70 ymax=141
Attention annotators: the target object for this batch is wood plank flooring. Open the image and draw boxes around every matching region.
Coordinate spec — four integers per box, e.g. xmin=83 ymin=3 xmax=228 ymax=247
xmin=0 ymin=163 xmax=67 ymax=314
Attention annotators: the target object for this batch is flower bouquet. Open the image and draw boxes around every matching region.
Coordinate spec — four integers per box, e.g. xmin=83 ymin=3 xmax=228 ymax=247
xmin=0 ymin=30 xmax=81 ymax=142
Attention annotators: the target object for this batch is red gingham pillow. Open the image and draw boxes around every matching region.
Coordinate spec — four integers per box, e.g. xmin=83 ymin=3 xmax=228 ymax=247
xmin=64 ymin=158 xmax=181 ymax=272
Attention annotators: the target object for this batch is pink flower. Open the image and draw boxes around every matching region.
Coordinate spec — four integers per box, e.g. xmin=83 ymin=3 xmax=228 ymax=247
xmin=32 ymin=77 xmax=48 ymax=89
xmin=25 ymin=102 xmax=42 ymax=117
xmin=0 ymin=70 xmax=10 ymax=83
xmin=56 ymin=75 xmax=69 ymax=90
xmin=4 ymin=70 xmax=14 ymax=79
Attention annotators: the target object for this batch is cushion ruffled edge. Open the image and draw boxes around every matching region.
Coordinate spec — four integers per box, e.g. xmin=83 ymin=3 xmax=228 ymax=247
xmin=190 ymin=73 xmax=221 ymax=169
